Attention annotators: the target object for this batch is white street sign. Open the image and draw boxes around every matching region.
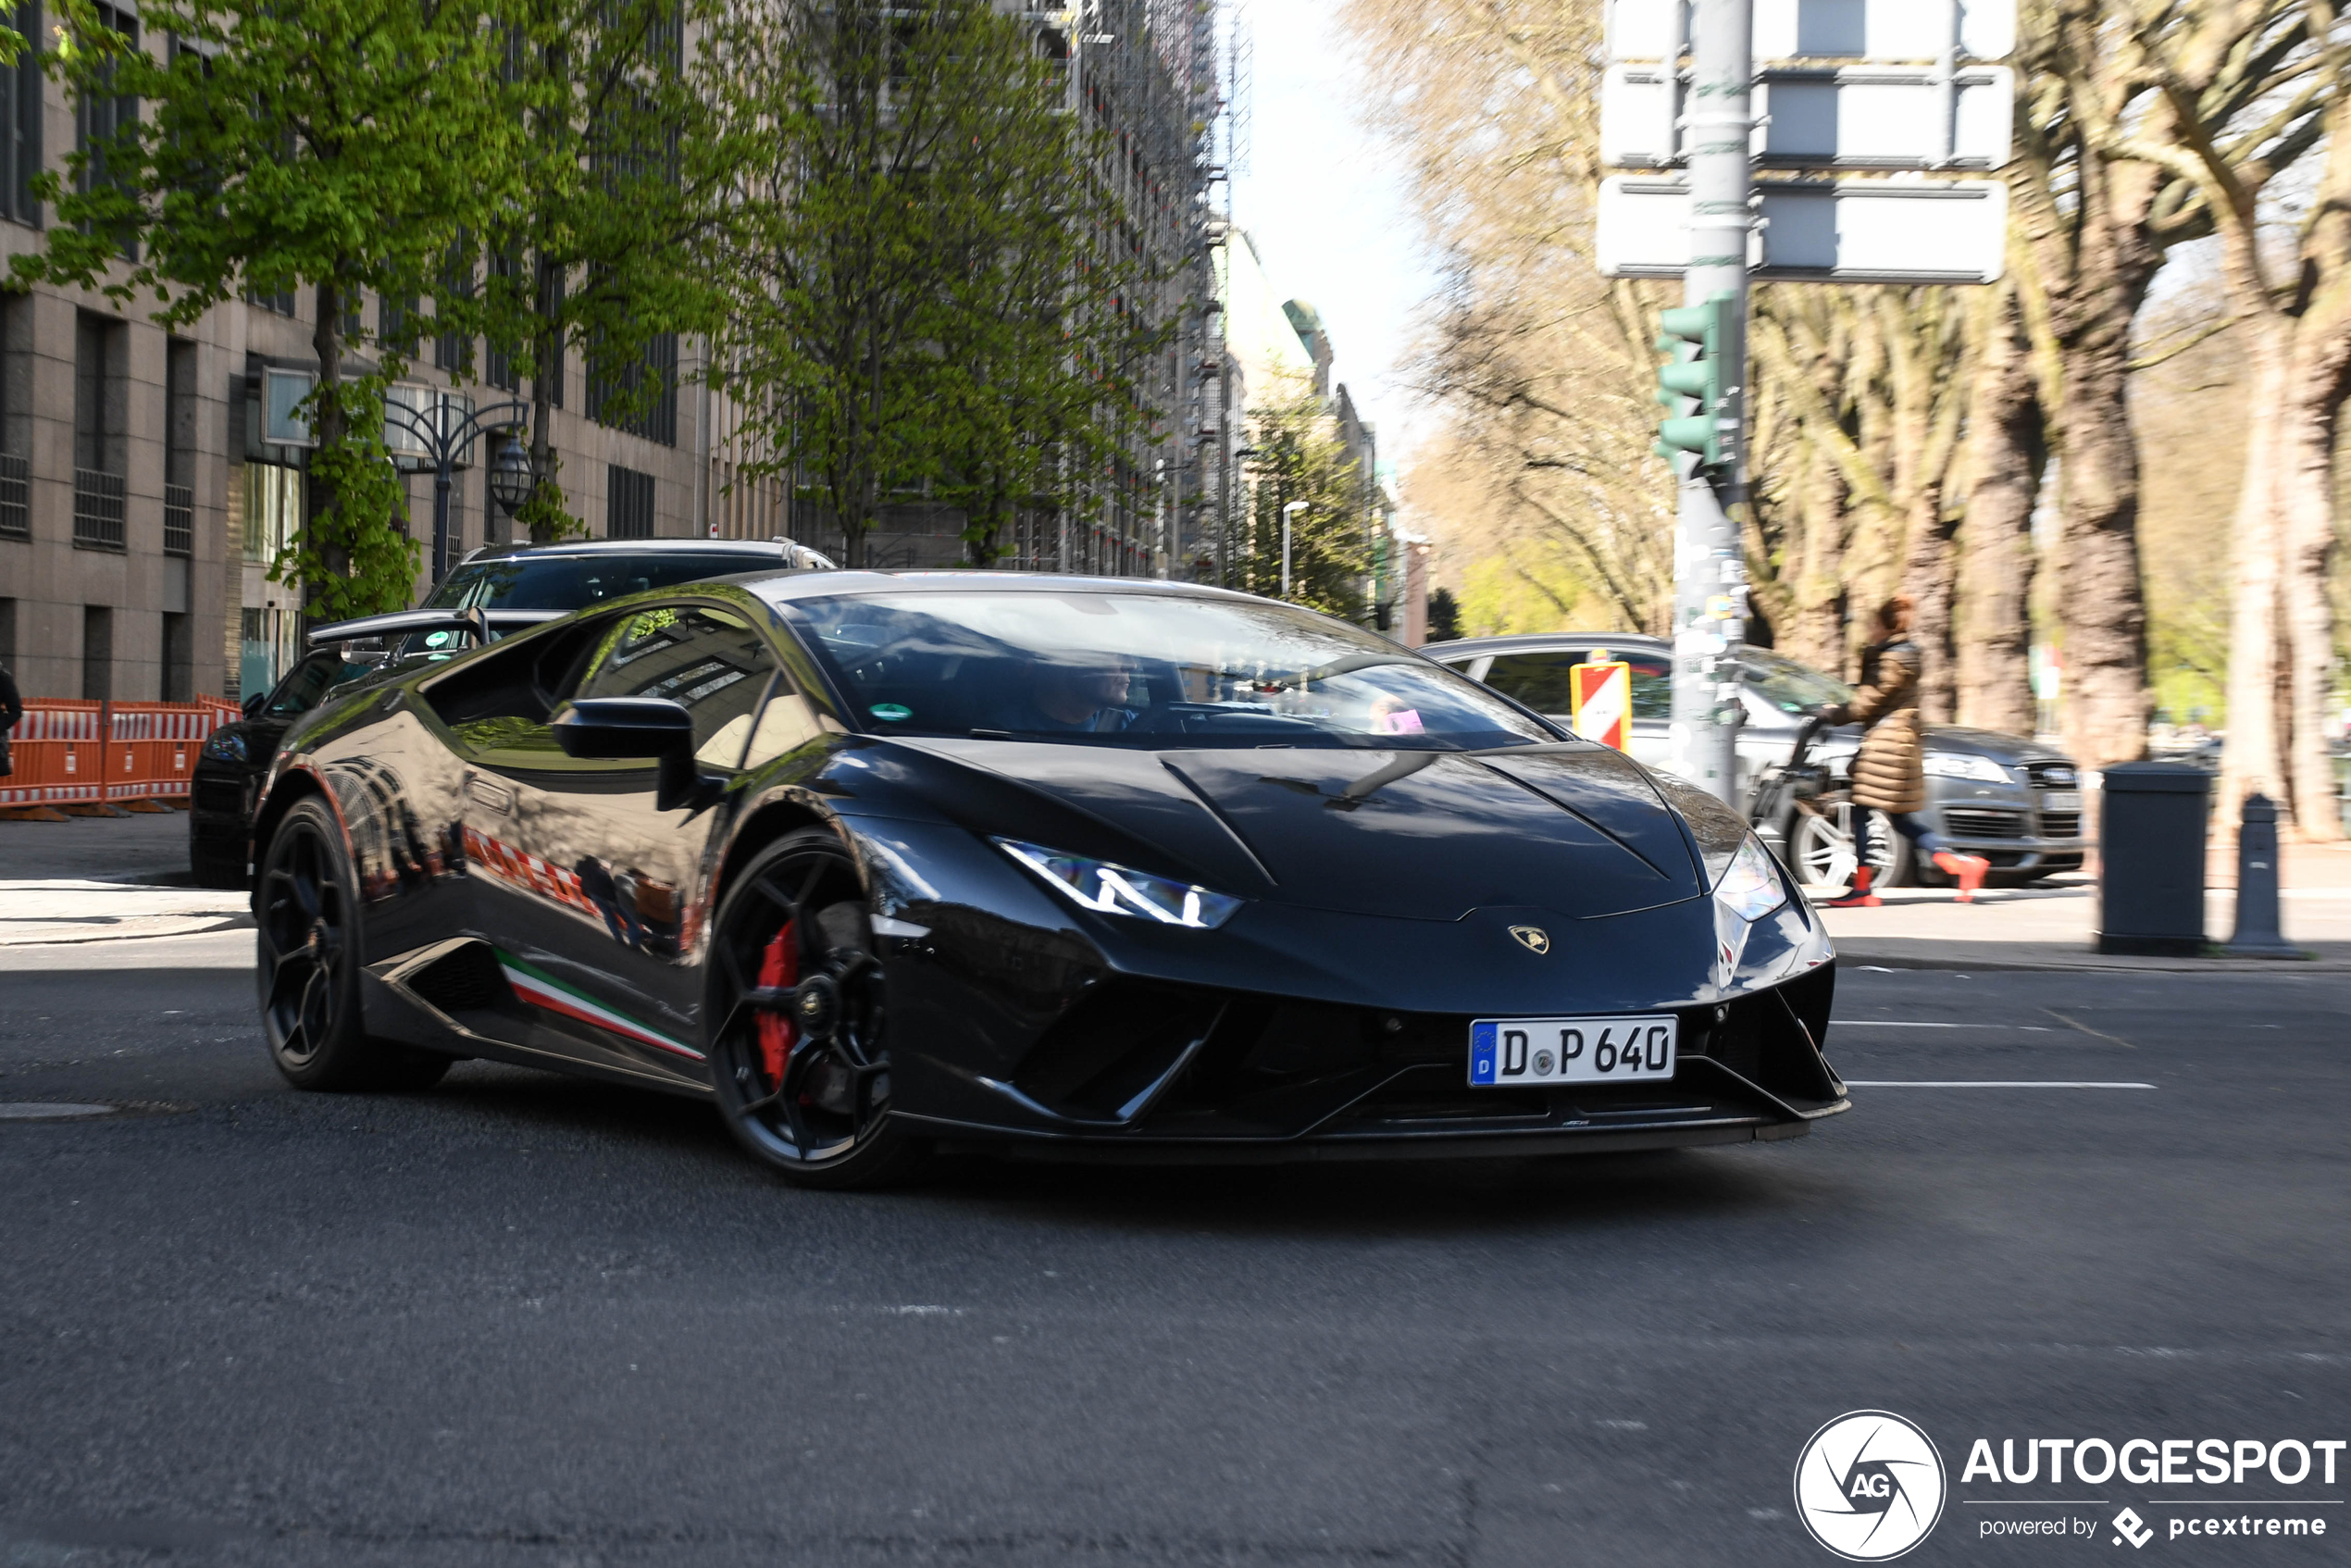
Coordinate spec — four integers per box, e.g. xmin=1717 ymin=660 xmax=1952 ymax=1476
xmin=1596 ymin=177 xmax=2009 ymax=284
xmin=1610 ymin=0 xmax=2016 ymax=62
xmin=1604 ymin=64 xmax=2014 ymax=171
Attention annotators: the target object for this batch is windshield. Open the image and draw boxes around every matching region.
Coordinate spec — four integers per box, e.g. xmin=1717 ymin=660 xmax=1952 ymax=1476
xmin=1743 ymin=648 xmax=1854 ymax=715
xmin=266 ymin=653 xmax=382 ymax=719
xmin=793 ymin=591 xmax=1558 ymax=751
xmin=427 ymin=552 xmax=781 ymax=612
xmin=399 ymin=550 xmax=783 ymax=659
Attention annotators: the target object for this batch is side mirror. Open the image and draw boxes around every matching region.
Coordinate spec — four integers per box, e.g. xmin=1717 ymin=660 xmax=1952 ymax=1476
xmin=242 ymin=692 xmax=266 ymax=719
xmin=552 ymin=698 xmax=712 ymax=811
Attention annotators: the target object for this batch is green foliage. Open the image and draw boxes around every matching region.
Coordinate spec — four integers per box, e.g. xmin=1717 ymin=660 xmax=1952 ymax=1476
xmin=19 ymin=0 xmax=518 ymax=615
xmin=481 ymin=0 xmax=722 ymax=541
xmin=702 ymin=0 xmax=1172 ymax=566
xmin=268 ymin=376 xmax=418 ymax=619
xmin=1425 ymin=587 xmax=1462 ymax=643
xmin=1235 ymin=380 xmax=1375 ymax=617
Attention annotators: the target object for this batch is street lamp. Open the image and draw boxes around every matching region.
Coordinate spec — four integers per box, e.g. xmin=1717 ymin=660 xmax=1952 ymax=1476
xmin=1282 ymin=500 xmax=1308 ymax=601
xmin=487 ymin=433 xmax=535 ymax=520
xmin=381 ymin=390 xmax=532 ymax=586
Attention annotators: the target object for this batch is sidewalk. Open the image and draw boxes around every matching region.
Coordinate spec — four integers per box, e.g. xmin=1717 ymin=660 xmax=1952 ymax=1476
xmin=1820 ymin=840 xmax=2351 ymax=973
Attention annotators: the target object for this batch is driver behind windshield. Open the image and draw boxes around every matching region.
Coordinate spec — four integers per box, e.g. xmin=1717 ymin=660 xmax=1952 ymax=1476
xmin=1026 ymin=652 xmax=1139 ymax=734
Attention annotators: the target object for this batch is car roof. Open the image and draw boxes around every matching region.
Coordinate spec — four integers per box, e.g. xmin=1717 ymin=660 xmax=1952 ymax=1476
xmin=739 ymin=569 xmax=1265 ymax=606
xmin=1421 ymin=632 xmax=1670 ymax=658
xmin=458 ymin=539 xmax=794 ymax=563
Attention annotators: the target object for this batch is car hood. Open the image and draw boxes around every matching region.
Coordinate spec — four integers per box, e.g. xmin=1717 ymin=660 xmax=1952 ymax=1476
xmin=1922 ymin=724 xmax=2070 ymax=763
xmin=889 ymin=740 xmax=1704 ymax=922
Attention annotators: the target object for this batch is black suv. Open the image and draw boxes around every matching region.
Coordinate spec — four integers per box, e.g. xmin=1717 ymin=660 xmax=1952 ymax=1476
xmin=190 ymin=538 xmax=833 ymax=887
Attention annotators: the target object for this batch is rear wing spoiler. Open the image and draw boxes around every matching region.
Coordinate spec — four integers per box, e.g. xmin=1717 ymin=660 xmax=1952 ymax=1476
xmin=306 ymin=608 xmax=566 ymax=650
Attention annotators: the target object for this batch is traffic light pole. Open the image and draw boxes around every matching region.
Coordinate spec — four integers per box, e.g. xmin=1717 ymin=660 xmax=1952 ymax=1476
xmin=1668 ymin=0 xmax=1753 ymax=804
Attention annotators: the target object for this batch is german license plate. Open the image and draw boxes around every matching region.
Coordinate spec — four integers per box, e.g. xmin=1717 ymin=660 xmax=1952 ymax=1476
xmin=1469 ymin=1015 xmax=1677 ymax=1086
xmin=2040 ymin=790 xmax=2082 ymax=812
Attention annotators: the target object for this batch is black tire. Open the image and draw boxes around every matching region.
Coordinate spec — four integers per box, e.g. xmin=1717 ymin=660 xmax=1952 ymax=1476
xmin=256 ymin=798 xmax=450 ymax=1093
xmin=705 ymin=828 xmax=929 ymax=1190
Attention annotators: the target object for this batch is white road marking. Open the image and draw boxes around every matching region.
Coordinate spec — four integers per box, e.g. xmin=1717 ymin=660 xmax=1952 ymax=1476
xmin=1845 ymin=1080 xmax=2157 ymax=1089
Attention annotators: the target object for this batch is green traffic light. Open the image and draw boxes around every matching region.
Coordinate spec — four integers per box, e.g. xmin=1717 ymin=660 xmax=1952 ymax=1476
xmin=1653 ymin=292 xmax=1735 ymax=469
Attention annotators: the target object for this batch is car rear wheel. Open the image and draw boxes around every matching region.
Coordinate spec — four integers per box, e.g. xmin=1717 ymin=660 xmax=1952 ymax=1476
xmin=1790 ymin=802 xmax=1910 ymax=892
xmin=256 ymin=798 xmax=450 ymax=1092
xmin=706 ymin=829 xmax=929 ymax=1190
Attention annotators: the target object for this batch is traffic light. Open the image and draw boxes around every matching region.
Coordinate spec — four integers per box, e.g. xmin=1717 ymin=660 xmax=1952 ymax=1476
xmin=1653 ymin=292 xmax=1736 ymax=467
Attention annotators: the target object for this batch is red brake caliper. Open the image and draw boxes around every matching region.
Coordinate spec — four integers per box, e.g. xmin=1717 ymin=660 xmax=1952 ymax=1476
xmin=755 ymin=922 xmax=798 ymax=1087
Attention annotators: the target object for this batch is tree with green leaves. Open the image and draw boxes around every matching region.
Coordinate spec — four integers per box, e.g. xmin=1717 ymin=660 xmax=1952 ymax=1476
xmin=702 ymin=0 xmax=1169 ymax=567
xmin=1236 ymin=380 xmax=1374 ymax=617
xmin=479 ymin=0 xmax=727 ymax=542
xmin=19 ymin=0 xmax=519 ymax=616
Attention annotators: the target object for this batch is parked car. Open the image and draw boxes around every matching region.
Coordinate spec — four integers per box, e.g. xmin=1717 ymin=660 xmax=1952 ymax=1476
xmin=190 ymin=538 xmax=835 ymax=888
xmin=1424 ymin=632 xmax=2086 ymax=889
xmin=246 ymin=572 xmax=1843 ymax=1187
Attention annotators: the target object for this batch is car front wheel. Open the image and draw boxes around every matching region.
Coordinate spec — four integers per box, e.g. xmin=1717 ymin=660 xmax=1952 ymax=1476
xmin=705 ymin=829 xmax=929 ymax=1190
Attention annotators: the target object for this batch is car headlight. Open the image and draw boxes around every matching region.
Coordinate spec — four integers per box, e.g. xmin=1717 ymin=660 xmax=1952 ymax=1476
xmin=1923 ymin=752 xmax=2011 ymax=783
xmin=994 ymin=839 xmax=1244 ymax=929
xmin=1713 ymin=835 xmax=1788 ymax=923
xmin=202 ymin=729 xmax=250 ymax=764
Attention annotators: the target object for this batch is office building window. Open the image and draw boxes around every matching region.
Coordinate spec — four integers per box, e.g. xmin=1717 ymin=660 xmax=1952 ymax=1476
xmin=0 ymin=0 xmax=41 ymax=227
xmin=607 ymin=465 xmax=653 ymax=540
xmin=75 ymin=2 xmax=136 ymax=260
xmin=161 ymin=611 xmax=190 ymax=701
xmin=244 ymin=462 xmax=300 ymax=564
xmin=587 ymin=330 xmax=677 ymax=446
xmin=81 ymin=604 xmax=111 ymax=701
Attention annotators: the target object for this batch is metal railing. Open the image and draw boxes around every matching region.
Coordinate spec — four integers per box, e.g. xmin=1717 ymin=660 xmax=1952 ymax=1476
xmin=73 ymin=467 xmax=126 ymax=552
xmin=164 ymin=482 xmax=193 ymax=557
xmin=0 ymin=454 xmax=25 ymax=540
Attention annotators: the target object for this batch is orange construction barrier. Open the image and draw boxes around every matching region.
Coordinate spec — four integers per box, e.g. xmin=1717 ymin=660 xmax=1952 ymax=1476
xmin=5 ymin=697 xmax=242 ymax=810
xmin=108 ymin=702 xmax=225 ymax=803
xmin=1 ymin=700 xmax=105 ymax=807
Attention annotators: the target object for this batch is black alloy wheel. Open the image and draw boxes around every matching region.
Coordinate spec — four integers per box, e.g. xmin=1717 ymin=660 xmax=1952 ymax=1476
xmin=707 ymin=828 xmax=928 ymax=1188
xmin=256 ymin=797 xmax=450 ymax=1092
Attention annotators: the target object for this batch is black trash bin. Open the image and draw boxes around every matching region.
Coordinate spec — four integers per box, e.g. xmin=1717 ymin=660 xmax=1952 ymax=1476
xmin=2097 ymin=762 xmax=2211 ymax=956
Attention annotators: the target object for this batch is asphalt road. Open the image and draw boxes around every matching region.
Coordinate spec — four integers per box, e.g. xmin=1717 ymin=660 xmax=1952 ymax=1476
xmin=0 ymin=952 xmax=2343 ymax=1567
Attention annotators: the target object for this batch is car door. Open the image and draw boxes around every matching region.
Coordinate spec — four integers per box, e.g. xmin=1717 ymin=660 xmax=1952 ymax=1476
xmin=1477 ymin=646 xmax=1676 ymax=771
xmin=463 ymin=601 xmax=779 ymax=1082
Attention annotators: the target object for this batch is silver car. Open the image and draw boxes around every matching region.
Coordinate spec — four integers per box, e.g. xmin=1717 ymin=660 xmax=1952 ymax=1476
xmin=1424 ymin=632 xmax=2087 ymax=889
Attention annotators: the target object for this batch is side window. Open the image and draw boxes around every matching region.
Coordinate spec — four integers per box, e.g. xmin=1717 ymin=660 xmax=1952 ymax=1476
xmin=1480 ymin=652 xmax=1583 ymax=714
xmin=1624 ymin=654 xmax=1673 ymax=720
xmin=575 ymin=605 xmax=778 ymax=769
xmin=265 ymin=653 xmax=343 ymax=718
xmin=741 ymin=680 xmax=832 ymax=770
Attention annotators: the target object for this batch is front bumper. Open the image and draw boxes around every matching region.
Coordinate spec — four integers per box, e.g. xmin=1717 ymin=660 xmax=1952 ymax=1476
xmin=1928 ymin=801 xmax=2087 ymax=875
xmin=892 ymin=964 xmax=1847 ymax=1161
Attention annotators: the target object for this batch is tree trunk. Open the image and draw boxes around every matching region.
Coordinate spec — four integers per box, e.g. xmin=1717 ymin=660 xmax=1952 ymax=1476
xmin=1900 ymin=484 xmax=1959 ymax=722
xmin=2278 ymin=319 xmax=2351 ymax=840
xmin=2218 ymin=316 xmax=2291 ymax=830
xmin=1957 ymin=290 xmax=2041 ymax=736
xmin=529 ymin=252 xmax=563 ymax=545
xmin=1784 ymin=443 xmax=1850 ymax=676
xmin=307 ymin=277 xmax=350 ymax=595
xmin=2050 ymin=317 xmax=2152 ymax=772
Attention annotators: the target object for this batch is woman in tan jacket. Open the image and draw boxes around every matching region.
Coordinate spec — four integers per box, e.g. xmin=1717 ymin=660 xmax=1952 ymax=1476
xmin=1822 ymin=595 xmax=1990 ymax=906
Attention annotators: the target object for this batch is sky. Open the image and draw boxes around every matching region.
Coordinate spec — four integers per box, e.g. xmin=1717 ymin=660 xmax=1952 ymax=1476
xmin=1226 ymin=1 xmax=1437 ymax=474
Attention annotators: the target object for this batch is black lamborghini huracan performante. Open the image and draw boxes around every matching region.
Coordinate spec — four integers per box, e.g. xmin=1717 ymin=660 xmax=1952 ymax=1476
xmin=249 ymin=572 xmax=1846 ymax=1187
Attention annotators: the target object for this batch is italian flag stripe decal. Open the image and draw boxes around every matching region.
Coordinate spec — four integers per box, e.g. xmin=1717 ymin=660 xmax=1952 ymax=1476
xmin=496 ymin=951 xmax=704 ymax=1062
